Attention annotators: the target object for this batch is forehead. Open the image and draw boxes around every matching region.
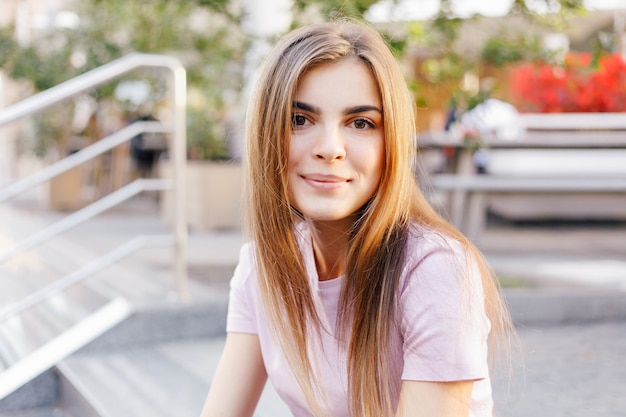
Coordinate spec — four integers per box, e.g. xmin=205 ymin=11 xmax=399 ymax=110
xmin=294 ymin=58 xmax=381 ymax=106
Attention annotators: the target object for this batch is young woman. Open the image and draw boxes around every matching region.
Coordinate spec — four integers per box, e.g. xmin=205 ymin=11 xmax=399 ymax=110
xmin=200 ymin=18 xmax=513 ymax=417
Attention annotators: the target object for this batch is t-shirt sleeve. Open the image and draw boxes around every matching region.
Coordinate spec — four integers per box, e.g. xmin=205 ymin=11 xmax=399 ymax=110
xmin=399 ymin=240 xmax=491 ymax=382
xmin=225 ymin=243 xmax=258 ymax=334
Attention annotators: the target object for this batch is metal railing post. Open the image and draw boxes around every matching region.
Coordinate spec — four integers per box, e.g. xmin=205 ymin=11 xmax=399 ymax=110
xmin=171 ymin=61 xmax=189 ymax=300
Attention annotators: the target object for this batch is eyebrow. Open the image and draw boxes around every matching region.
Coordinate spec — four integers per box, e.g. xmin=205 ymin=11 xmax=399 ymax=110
xmin=293 ymin=101 xmax=382 ymax=115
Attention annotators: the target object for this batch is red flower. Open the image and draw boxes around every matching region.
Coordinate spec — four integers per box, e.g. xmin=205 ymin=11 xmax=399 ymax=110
xmin=510 ymin=52 xmax=626 ymax=112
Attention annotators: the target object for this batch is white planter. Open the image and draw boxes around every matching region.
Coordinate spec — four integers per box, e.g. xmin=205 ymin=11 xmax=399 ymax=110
xmin=160 ymin=160 xmax=243 ymax=231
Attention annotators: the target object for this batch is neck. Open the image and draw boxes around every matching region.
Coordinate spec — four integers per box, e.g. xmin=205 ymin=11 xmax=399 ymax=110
xmin=309 ymin=217 xmax=355 ymax=281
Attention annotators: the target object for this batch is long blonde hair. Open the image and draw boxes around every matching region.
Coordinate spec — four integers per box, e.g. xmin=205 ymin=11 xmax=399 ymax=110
xmin=244 ymin=18 xmax=512 ymax=417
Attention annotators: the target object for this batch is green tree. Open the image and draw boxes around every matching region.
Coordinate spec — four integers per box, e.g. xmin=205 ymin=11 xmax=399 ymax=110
xmin=401 ymin=0 xmax=585 ymax=110
xmin=293 ymin=0 xmax=379 ymax=19
xmin=288 ymin=0 xmax=584 ymax=105
xmin=1 ymin=0 xmax=247 ymax=160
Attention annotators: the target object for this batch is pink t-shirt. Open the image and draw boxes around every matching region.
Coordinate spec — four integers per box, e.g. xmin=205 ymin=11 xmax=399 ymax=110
xmin=226 ymin=223 xmax=493 ymax=416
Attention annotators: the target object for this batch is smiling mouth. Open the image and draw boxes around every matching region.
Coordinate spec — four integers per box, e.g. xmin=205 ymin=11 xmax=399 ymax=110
xmin=301 ymin=174 xmax=350 ymax=189
xmin=302 ymin=174 xmax=348 ymax=182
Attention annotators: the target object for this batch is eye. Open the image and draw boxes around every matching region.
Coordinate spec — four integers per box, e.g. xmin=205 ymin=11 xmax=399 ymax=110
xmin=292 ymin=114 xmax=308 ymax=128
xmin=352 ymin=118 xmax=375 ymax=130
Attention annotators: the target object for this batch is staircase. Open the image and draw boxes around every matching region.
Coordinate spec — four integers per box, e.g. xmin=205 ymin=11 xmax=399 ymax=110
xmin=0 ymin=54 xmax=210 ymax=416
xmin=58 ymin=334 xmax=290 ymax=417
xmin=0 ymin=197 xmax=242 ymax=417
xmin=0 ymin=203 xmax=133 ymax=401
xmin=0 ymin=197 xmax=289 ymax=417
xmin=0 ymin=52 xmax=291 ymax=417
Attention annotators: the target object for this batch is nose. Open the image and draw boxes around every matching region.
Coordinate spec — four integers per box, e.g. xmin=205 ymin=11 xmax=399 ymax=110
xmin=314 ymin=126 xmax=346 ymax=161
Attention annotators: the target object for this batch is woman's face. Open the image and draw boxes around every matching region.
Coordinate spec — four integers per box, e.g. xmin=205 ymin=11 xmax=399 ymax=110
xmin=287 ymin=58 xmax=384 ymax=223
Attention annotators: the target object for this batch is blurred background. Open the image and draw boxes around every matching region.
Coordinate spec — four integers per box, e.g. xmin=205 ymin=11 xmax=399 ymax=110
xmin=0 ymin=0 xmax=625 ymax=225
xmin=0 ymin=1 xmax=625 ymax=417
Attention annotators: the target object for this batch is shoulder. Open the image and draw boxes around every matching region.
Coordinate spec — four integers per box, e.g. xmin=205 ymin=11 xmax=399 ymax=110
xmin=230 ymin=241 xmax=258 ymax=289
xmin=226 ymin=241 xmax=262 ymax=333
xmin=404 ymin=223 xmax=467 ymax=268
xmin=399 ymin=223 xmax=481 ymax=297
xmin=239 ymin=241 xmax=257 ymax=268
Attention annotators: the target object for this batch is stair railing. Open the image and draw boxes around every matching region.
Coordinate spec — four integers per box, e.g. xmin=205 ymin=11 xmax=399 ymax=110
xmin=0 ymin=53 xmax=188 ymax=299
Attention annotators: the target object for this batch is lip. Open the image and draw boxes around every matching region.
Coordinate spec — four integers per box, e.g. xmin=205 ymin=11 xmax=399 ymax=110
xmin=300 ymin=173 xmax=349 ymax=190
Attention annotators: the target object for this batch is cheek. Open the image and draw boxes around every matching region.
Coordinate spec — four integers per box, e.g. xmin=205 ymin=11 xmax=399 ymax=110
xmin=370 ymin=141 xmax=385 ymax=183
xmin=373 ymin=162 xmax=384 ymax=193
xmin=287 ymin=138 xmax=296 ymax=163
xmin=287 ymin=138 xmax=298 ymax=177
xmin=286 ymin=137 xmax=299 ymax=194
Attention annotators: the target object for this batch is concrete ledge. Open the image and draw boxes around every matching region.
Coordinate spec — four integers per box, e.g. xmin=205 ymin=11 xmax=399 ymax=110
xmin=0 ymin=299 xmax=228 ymax=414
xmin=78 ymin=300 xmax=228 ymax=354
xmin=504 ymin=288 xmax=626 ymax=326
xmin=0 ymin=370 xmax=58 ymax=413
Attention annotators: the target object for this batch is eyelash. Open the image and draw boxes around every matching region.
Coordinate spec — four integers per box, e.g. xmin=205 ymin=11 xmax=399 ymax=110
xmin=291 ymin=114 xmax=376 ymax=130
xmin=352 ymin=118 xmax=375 ymax=130
xmin=292 ymin=114 xmax=309 ymax=128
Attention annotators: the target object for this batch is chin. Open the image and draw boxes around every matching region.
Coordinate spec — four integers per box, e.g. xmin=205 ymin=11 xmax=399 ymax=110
xmin=303 ymin=212 xmax=350 ymax=222
xmin=293 ymin=199 xmax=371 ymax=223
xmin=295 ymin=206 xmax=352 ymax=222
xmin=300 ymin=206 xmax=358 ymax=222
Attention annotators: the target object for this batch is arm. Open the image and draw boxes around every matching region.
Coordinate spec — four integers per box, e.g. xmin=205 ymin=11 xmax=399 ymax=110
xmin=395 ymin=380 xmax=473 ymax=417
xmin=200 ymin=332 xmax=267 ymax=417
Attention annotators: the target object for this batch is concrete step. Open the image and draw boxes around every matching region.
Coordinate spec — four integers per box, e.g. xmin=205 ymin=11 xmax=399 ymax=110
xmin=0 ymin=370 xmax=59 ymax=415
xmin=59 ymin=337 xmax=291 ymax=417
xmin=0 ymin=283 xmax=120 ymax=364
xmin=0 ymin=294 xmax=229 ymax=415
xmin=0 ymin=196 xmax=235 ymax=414
xmin=0 ymin=406 xmax=74 ymax=417
xmin=9 ymin=320 xmax=626 ymax=417
xmin=0 ymin=197 xmax=192 ymax=402
xmin=0 ymin=221 xmax=89 ymax=307
xmin=0 ymin=296 xmax=131 ymax=406
xmin=0 ymin=207 xmax=139 ymax=403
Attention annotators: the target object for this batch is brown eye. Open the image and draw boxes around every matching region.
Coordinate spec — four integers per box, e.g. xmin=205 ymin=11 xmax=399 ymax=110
xmin=353 ymin=118 xmax=374 ymax=130
xmin=292 ymin=114 xmax=307 ymax=127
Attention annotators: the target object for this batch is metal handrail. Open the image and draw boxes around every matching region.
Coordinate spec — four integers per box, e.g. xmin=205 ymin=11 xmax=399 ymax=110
xmin=0 ymin=298 xmax=132 ymax=399
xmin=0 ymin=235 xmax=174 ymax=323
xmin=0 ymin=178 xmax=172 ymax=264
xmin=0 ymin=54 xmax=182 ymax=126
xmin=0 ymin=121 xmax=168 ymax=202
xmin=0 ymin=53 xmax=188 ymax=298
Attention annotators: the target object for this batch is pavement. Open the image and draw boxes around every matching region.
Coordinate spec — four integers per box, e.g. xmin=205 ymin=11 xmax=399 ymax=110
xmin=3 ymin=196 xmax=626 ymax=417
xmin=145 ymin=320 xmax=626 ymax=417
xmin=492 ymin=321 xmax=626 ymax=417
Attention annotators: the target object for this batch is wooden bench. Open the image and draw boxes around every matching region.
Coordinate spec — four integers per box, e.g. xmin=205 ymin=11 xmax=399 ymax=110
xmin=430 ymin=174 xmax=626 ymax=240
xmin=420 ymin=112 xmax=626 ymax=240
